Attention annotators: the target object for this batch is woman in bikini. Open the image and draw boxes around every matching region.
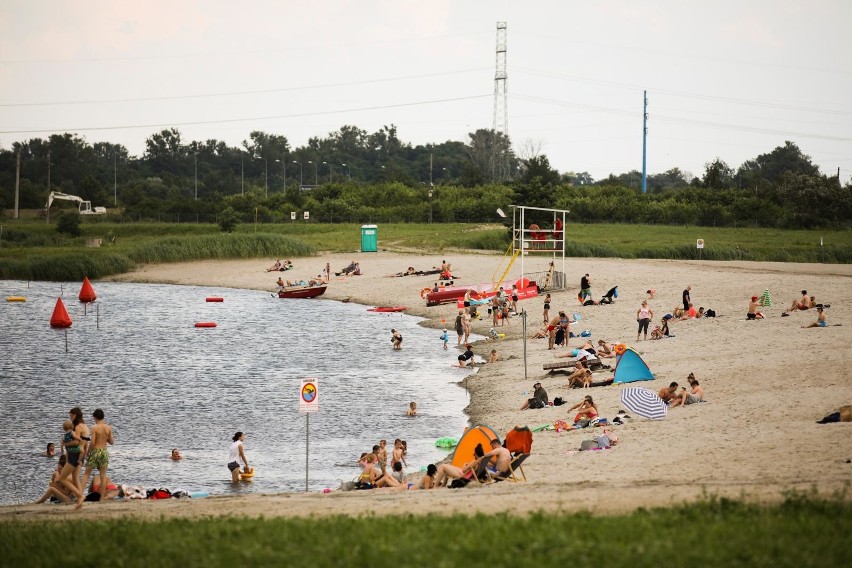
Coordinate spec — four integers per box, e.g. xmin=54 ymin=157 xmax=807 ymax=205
xmin=433 ymin=444 xmax=486 ymax=487
xmin=567 ymin=395 xmax=599 ymax=423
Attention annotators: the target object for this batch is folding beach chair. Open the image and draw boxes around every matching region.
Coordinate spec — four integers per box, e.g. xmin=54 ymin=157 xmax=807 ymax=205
xmin=488 ymin=453 xmax=530 ymax=483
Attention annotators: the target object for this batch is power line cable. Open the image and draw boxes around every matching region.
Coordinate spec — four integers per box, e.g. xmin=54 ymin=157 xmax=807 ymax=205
xmin=0 ymin=94 xmax=491 ymax=135
xmin=0 ymin=68 xmax=491 ymax=107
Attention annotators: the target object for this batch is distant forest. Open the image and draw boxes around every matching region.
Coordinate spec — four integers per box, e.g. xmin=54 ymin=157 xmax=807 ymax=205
xmin=1 ymin=126 xmax=849 ymax=229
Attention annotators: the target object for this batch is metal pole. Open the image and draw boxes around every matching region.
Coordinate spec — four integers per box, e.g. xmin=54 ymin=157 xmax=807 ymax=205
xmin=521 ymin=309 xmax=527 ymax=381
xmin=283 ymin=159 xmax=286 ymax=194
xmin=113 ymin=153 xmax=117 ymax=207
xmin=194 ymin=154 xmax=198 ymax=200
xmin=64 ymin=329 xmax=68 ymax=353
xmin=642 ymin=90 xmax=648 ymax=194
xmin=241 ymin=154 xmax=244 ymax=195
xmin=305 ymin=413 xmax=310 ymax=492
xmin=294 ymin=161 xmax=302 ymax=188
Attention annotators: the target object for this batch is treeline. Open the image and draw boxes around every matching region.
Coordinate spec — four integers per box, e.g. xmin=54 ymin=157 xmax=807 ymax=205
xmin=1 ymin=127 xmax=849 ymax=229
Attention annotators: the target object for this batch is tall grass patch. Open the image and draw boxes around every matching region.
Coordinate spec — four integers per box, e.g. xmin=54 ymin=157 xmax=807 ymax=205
xmin=127 ymin=234 xmax=314 ymax=264
xmin=1 ymin=495 xmax=848 ymax=567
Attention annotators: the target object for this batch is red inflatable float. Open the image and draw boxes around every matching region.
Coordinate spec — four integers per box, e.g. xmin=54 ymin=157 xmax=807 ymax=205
xmin=195 ymin=322 xmax=217 ymax=328
xmin=368 ymin=306 xmax=406 ymax=312
xmin=206 ymin=297 xmax=224 ymax=302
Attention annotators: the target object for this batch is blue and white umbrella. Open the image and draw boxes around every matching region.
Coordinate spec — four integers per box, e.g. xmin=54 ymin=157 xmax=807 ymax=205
xmin=620 ymin=387 xmax=667 ymax=420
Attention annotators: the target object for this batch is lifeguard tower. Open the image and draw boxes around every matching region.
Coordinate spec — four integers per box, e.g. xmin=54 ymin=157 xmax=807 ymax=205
xmin=491 ymin=205 xmax=568 ymax=292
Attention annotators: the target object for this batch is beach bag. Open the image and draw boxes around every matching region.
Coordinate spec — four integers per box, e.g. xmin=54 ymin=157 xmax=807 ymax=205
xmin=580 ymin=330 xmax=591 ymax=337
xmin=553 ymin=397 xmax=565 ymax=406
xmin=579 ymin=439 xmax=599 ymax=451
xmin=449 ymin=478 xmax=470 ymax=489
xmin=528 ymin=398 xmax=544 ymax=409
xmin=705 ymin=309 xmax=716 ymax=317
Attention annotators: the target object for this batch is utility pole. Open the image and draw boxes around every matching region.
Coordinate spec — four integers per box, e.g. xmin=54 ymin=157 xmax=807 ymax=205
xmin=642 ymin=90 xmax=648 ymax=194
xmin=47 ymin=146 xmax=51 ymax=193
xmin=14 ymin=147 xmax=20 ymax=220
xmin=241 ymin=153 xmax=244 ymax=195
xmin=492 ymin=22 xmax=509 ymax=182
xmin=429 ymin=153 xmax=433 ymax=224
xmin=194 ymin=153 xmax=198 ymax=200
xmin=113 ymin=153 xmax=117 ymax=207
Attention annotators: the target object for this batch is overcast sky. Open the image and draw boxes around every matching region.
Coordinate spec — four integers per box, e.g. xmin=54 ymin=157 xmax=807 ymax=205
xmin=1 ymin=0 xmax=850 ymax=182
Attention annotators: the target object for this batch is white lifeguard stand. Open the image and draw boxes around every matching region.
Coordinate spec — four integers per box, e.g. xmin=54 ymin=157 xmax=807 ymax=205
xmin=490 ymin=205 xmax=568 ymax=292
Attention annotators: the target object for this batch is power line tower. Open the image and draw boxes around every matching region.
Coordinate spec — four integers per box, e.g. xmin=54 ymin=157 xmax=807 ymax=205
xmin=492 ymin=21 xmax=510 ymax=182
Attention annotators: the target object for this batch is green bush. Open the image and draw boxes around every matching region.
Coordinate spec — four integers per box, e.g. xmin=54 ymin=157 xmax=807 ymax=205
xmin=56 ymin=212 xmax=82 ymax=237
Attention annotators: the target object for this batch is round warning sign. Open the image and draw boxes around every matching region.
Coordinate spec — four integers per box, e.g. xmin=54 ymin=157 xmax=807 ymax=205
xmin=299 ymin=378 xmax=319 ymax=413
xmin=301 ymin=383 xmax=316 ymax=402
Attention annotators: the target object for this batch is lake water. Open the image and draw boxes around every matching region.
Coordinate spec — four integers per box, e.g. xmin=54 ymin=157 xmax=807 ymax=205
xmin=0 ymin=280 xmax=473 ymax=505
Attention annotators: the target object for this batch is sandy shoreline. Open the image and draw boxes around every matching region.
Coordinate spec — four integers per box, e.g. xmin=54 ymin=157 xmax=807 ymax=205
xmin=3 ymin=252 xmax=851 ymax=522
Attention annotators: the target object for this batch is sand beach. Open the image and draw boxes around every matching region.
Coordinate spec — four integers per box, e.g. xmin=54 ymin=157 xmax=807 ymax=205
xmin=3 ymin=252 xmax=851 ymax=521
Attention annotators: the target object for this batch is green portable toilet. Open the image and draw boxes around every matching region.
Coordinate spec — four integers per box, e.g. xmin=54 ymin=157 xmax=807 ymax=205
xmin=360 ymin=224 xmax=378 ymax=252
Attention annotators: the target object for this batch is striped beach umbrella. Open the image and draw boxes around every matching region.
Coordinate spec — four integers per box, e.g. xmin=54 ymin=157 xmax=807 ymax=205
xmin=620 ymin=387 xmax=667 ymax=420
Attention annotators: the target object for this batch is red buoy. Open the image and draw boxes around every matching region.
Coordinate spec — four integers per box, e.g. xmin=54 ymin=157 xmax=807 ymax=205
xmin=195 ymin=322 xmax=217 ymax=328
xmin=79 ymin=277 xmax=97 ymax=303
xmin=50 ymin=298 xmax=73 ymax=328
xmin=206 ymin=297 xmax=224 ymax=302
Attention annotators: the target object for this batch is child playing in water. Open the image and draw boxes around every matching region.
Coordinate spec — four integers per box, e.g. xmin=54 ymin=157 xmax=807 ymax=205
xmin=439 ymin=329 xmax=449 ymax=350
xmin=406 ymin=402 xmax=417 ymax=416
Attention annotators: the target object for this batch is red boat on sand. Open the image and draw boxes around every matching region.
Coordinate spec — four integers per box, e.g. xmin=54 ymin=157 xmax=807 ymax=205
xmin=277 ymin=285 xmax=327 ymax=299
xmin=424 ymin=279 xmax=538 ymax=307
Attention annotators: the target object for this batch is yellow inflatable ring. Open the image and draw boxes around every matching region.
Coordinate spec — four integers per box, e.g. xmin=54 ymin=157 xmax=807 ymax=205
xmin=614 ymin=343 xmax=627 ymax=355
xmin=239 ymin=467 xmax=255 ymax=479
xmin=420 ymin=287 xmax=432 ymax=300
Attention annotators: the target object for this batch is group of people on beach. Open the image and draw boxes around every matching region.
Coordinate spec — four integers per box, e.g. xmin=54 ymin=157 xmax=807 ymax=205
xmin=37 ymin=407 xmax=115 ymax=509
xmin=354 ymin=439 xmax=414 ymax=489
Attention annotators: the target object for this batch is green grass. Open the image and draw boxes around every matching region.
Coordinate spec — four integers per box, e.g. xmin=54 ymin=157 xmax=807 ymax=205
xmin=0 ymin=221 xmax=850 ymax=281
xmin=1 ymin=495 xmax=848 ymax=567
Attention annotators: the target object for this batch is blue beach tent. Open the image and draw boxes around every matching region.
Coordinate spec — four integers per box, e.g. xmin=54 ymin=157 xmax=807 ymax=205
xmin=612 ymin=347 xmax=654 ymax=383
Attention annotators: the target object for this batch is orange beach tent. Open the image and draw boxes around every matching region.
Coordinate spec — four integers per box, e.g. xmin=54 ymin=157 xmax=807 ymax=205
xmin=449 ymin=425 xmax=500 ymax=469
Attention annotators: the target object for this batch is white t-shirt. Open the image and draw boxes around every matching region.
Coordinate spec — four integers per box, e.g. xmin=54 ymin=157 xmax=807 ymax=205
xmin=228 ymin=440 xmax=245 ymax=466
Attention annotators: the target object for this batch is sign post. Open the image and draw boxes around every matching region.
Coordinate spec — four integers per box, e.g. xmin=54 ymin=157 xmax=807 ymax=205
xmin=696 ymin=238 xmax=704 ymax=260
xmin=299 ymin=378 xmax=319 ymax=492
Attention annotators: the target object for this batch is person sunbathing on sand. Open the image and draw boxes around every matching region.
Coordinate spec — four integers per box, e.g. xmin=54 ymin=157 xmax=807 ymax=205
xmin=788 ymin=290 xmax=815 ymax=312
xmin=567 ymin=395 xmax=598 ymax=422
xmin=266 ymin=259 xmax=282 ymax=272
xmin=596 ymin=340 xmax=616 ymax=358
xmin=671 ymin=376 xmax=705 ymax=407
xmin=802 ymin=306 xmax=828 ymax=328
xmin=747 ymin=296 xmax=765 ymax=320
xmin=434 ymin=443 xmax=487 ymax=487
xmin=565 ymin=363 xmax=592 ymax=388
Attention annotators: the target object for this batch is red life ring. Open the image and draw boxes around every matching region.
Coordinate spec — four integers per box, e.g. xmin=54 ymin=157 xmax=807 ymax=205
xmin=420 ymin=288 xmax=432 ymax=300
xmin=195 ymin=322 xmax=217 ymax=328
xmin=614 ymin=343 xmax=627 ymax=355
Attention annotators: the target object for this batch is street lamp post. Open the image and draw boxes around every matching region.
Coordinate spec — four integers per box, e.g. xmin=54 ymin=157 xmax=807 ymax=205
xmin=308 ymin=160 xmax=318 ymax=186
xmin=341 ymin=163 xmax=350 ymax=182
xmin=275 ymin=159 xmax=286 ymax=194
xmin=257 ymin=156 xmax=268 ymax=197
xmin=194 ymin=153 xmax=198 ymax=200
xmin=322 ymin=161 xmax=332 ymax=184
xmin=429 ymin=189 xmax=433 ymax=224
xmin=293 ymin=161 xmax=302 ymax=188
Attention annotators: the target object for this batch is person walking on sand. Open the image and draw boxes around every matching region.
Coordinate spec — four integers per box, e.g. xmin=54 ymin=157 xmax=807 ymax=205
xmin=682 ymin=285 xmax=692 ymax=311
xmin=56 ymin=418 xmax=85 ymax=508
xmin=580 ymin=273 xmax=592 ymax=302
xmin=80 ymin=408 xmax=114 ymax=499
xmin=391 ymin=329 xmax=403 ymax=350
xmin=637 ymin=301 xmax=653 ymax=341
xmin=462 ymin=309 xmax=472 ymax=342
xmin=228 ymin=432 xmax=250 ymax=482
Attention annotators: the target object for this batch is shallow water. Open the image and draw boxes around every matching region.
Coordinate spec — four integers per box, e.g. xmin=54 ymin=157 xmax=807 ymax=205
xmin=0 ymin=280 xmax=473 ymax=505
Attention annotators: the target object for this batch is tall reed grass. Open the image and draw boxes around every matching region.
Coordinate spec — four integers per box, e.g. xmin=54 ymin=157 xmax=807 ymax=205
xmin=127 ymin=234 xmax=314 ymax=264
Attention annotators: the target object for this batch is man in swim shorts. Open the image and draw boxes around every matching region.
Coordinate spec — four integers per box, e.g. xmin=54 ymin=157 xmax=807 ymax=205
xmin=81 ymin=408 xmax=114 ymax=497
